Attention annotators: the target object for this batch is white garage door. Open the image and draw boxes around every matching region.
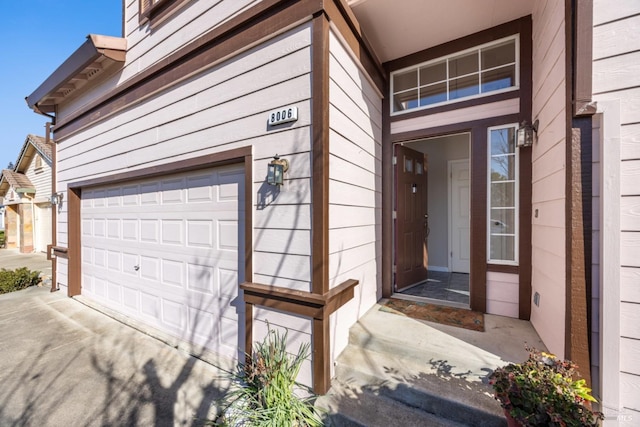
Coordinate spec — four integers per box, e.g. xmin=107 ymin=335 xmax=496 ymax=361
xmin=81 ymin=164 xmax=245 ymax=359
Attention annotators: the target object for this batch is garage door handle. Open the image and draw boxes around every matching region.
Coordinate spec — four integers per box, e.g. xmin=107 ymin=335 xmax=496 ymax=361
xmin=134 ymin=265 xmax=140 ymax=271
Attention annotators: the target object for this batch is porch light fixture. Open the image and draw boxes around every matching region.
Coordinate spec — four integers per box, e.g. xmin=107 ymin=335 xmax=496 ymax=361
xmin=50 ymin=192 xmax=63 ymax=206
xmin=517 ymin=119 xmax=539 ymax=148
xmin=267 ymin=155 xmax=289 ymax=186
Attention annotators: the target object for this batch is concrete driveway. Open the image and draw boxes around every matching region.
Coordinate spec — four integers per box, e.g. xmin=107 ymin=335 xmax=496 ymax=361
xmin=0 ymin=248 xmax=52 ymax=277
xmin=0 ymin=285 xmax=232 ymax=426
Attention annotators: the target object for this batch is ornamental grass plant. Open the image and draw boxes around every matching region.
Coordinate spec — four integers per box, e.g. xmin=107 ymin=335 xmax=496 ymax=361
xmin=216 ymin=325 xmax=323 ymax=427
xmin=490 ymin=347 xmax=603 ymax=427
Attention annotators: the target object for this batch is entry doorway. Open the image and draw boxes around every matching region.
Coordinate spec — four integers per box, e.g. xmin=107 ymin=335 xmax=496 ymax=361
xmin=394 ymin=133 xmax=471 ymax=307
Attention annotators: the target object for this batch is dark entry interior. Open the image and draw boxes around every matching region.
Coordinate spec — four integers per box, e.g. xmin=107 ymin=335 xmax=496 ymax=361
xmin=394 ymin=133 xmax=471 ymax=307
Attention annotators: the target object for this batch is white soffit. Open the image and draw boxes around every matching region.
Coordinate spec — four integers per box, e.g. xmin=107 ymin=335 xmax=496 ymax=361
xmin=347 ymin=0 xmax=534 ymax=63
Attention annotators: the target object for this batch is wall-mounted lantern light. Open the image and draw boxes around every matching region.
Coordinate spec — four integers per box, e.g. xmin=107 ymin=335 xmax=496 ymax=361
xmin=517 ymin=119 xmax=539 ymax=148
xmin=50 ymin=192 xmax=63 ymax=206
xmin=267 ymin=155 xmax=289 ymax=186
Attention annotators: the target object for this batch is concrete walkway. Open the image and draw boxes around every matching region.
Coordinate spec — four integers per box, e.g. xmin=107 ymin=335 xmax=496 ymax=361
xmin=0 ymin=286 xmax=230 ymax=426
xmin=0 ymin=248 xmax=52 ymax=277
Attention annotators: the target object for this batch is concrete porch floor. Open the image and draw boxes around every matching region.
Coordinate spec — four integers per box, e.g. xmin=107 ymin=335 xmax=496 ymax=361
xmin=318 ymin=301 xmax=547 ymax=425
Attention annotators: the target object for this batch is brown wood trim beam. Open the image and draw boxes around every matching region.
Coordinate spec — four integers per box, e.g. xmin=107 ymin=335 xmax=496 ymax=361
xmin=381 ymin=75 xmax=393 ymax=298
xmin=240 ymin=279 xmax=358 ymax=319
xmin=572 ymin=0 xmax=596 ymax=117
xmin=244 ymin=293 xmax=324 ymax=318
xmin=518 ymin=15 xmax=533 ymax=321
xmin=564 ymin=0 xmax=591 ymax=385
xmin=470 ymin=126 xmax=487 ymax=313
xmin=486 ymin=264 xmax=519 ymax=274
xmin=69 ymin=146 xmax=251 ymax=189
xmin=50 ymin=246 xmax=69 ymax=259
xmin=241 ymin=278 xmax=359 ymax=394
xmin=242 ymin=282 xmax=327 ymax=306
xmin=67 ymin=188 xmax=81 ymax=297
xmin=313 ymin=317 xmax=330 ymax=394
xmin=311 ymin=13 xmax=330 ymax=296
xmin=390 ymin=114 xmax=521 ymax=144
xmin=55 ymin=0 xmax=322 ymax=140
xmin=139 ymin=0 xmax=191 ymax=26
xmin=565 ymin=125 xmax=592 ymax=385
xmin=244 ymin=156 xmax=253 ymax=287
xmin=48 ymin=122 xmax=58 ymax=292
xmin=389 ymin=91 xmax=519 ymax=123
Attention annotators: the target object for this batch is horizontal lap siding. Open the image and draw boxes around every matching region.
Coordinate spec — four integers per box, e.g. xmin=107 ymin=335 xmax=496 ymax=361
xmin=530 ymin=0 xmax=567 ymax=358
xmin=327 ymin=30 xmax=382 ymax=368
xmin=55 ymin=23 xmax=313 ymax=294
xmin=123 ymin=0 xmax=261 ymax=81
xmin=594 ymin=0 xmax=640 ymax=414
xmin=25 ymin=157 xmax=52 ymax=204
xmin=253 ymin=306 xmax=313 ymax=388
xmin=486 ymin=272 xmax=519 ymax=318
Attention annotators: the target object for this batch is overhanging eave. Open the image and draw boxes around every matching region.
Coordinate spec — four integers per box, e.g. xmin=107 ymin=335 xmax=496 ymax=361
xmin=26 ymin=34 xmax=127 ymax=114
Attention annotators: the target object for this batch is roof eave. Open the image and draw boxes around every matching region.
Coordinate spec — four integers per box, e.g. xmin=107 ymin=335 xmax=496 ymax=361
xmin=26 ymin=34 xmax=127 ymax=114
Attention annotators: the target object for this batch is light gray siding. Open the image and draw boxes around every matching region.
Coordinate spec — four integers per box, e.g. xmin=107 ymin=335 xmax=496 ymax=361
xmin=55 ymin=23 xmax=314 ymax=297
xmin=594 ymin=0 xmax=640 ymax=421
xmin=530 ymin=0 xmax=568 ymax=358
xmin=327 ymin=30 xmax=382 ymax=366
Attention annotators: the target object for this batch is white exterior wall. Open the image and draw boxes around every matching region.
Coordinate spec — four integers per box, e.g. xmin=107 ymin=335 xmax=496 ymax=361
xmin=530 ymin=0 xmax=567 ymax=358
xmin=327 ymin=30 xmax=382 ymax=368
xmin=593 ymin=0 xmax=640 ymax=422
xmin=53 ymin=21 xmax=315 ymax=381
xmin=24 ymin=152 xmax=52 ymax=204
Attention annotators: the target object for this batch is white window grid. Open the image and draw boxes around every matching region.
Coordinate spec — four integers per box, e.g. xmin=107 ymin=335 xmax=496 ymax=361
xmin=390 ymin=35 xmax=520 ymax=115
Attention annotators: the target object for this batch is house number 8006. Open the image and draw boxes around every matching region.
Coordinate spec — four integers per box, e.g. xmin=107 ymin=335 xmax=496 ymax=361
xmin=268 ymin=106 xmax=298 ymax=126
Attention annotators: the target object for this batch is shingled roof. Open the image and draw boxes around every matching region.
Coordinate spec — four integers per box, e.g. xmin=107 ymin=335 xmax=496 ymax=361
xmin=0 ymin=170 xmax=35 ymax=193
xmin=27 ymin=134 xmax=53 ymax=161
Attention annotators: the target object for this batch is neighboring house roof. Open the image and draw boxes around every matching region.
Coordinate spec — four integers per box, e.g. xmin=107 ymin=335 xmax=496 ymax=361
xmin=0 ymin=134 xmax=53 ymax=199
xmin=14 ymin=134 xmax=54 ymax=174
xmin=0 ymin=170 xmax=35 ymax=195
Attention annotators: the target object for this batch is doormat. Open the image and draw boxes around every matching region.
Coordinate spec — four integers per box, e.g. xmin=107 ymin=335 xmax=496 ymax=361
xmin=380 ymin=298 xmax=484 ymax=332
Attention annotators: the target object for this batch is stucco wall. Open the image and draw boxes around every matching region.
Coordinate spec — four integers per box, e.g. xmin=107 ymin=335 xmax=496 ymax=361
xmin=529 ymin=0 xmax=567 ymax=358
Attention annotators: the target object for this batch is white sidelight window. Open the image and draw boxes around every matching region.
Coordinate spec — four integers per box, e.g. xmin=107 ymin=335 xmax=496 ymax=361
xmin=487 ymin=124 xmax=519 ymax=264
xmin=391 ymin=36 xmax=519 ymax=114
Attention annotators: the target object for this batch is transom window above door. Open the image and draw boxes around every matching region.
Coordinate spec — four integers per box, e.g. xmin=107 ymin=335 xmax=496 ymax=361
xmin=391 ymin=36 xmax=519 ymax=114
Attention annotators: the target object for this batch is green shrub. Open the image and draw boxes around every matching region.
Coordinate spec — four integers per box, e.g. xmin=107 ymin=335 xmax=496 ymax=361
xmin=0 ymin=267 xmax=41 ymax=294
xmin=217 ymin=325 xmax=323 ymax=426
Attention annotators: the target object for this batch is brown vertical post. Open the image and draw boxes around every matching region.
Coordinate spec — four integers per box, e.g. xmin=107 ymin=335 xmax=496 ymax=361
xmin=381 ymin=74 xmax=393 ymax=298
xmin=244 ymin=302 xmax=253 ymax=362
xmin=311 ymin=11 xmax=330 ymax=394
xmin=67 ymin=187 xmax=82 ymax=297
xmin=469 ymin=127 xmax=487 ymax=313
xmin=564 ymin=0 xmax=593 ymax=386
xmin=48 ymin=123 xmax=58 ymax=292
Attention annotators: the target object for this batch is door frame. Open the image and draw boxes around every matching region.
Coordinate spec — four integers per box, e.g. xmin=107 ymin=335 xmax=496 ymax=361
xmin=448 ymin=158 xmax=471 ymax=274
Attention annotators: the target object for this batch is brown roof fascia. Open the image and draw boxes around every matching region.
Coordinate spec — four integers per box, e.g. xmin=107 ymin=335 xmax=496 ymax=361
xmin=26 ymin=34 xmax=126 ymax=114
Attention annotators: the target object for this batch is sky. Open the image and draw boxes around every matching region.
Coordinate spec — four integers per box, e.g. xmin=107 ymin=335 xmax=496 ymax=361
xmin=0 ymin=1 xmax=122 ymax=170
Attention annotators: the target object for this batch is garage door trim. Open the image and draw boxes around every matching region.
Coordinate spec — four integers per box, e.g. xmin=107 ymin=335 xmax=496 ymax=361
xmin=66 ymin=146 xmax=253 ymax=298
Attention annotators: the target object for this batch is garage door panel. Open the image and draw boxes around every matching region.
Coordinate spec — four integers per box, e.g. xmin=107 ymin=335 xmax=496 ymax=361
xmin=81 ymin=164 xmax=244 ymax=359
xmin=123 ymin=287 xmax=139 ymax=311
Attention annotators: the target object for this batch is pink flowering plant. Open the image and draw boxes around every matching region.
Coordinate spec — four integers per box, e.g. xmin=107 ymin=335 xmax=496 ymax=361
xmin=490 ymin=347 xmax=603 ymax=427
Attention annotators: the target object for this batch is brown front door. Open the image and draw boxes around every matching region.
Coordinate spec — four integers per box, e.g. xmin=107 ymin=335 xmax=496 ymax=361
xmin=395 ymin=145 xmax=428 ymax=291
